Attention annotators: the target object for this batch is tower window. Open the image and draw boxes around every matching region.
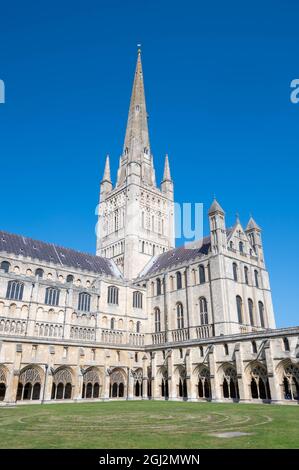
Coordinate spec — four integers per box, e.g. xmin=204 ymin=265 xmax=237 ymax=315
xmin=239 ymin=241 xmax=244 ymax=253
xmin=248 ymin=298 xmax=254 ymax=326
xmin=252 ymin=341 xmax=257 ymax=354
xmin=244 ymin=266 xmax=249 ymax=285
xmin=199 ymin=297 xmax=208 ymax=325
xmin=156 ymin=278 xmax=162 ymax=296
xmin=176 ymin=302 xmax=184 ymax=329
xmin=236 ymin=295 xmax=243 ymax=324
xmin=283 ymin=337 xmax=290 ymax=352
xmin=254 ymin=270 xmax=259 ymax=288
xmin=176 ymin=271 xmax=182 ymax=290
xmin=224 ymin=344 xmax=229 ymax=355
xmin=199 ymin=265 xmax=206 ymax=284
xmin=233 ymin=263 xmax=238 ymax=282
xmin=258 ymin=301 xmax=265 ymax=328
xmin=154 ymin=307 xmax=161 ymax=333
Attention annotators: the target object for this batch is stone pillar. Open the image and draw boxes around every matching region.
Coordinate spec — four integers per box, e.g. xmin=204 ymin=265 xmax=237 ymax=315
xmin=5 ymin=367 xmax=19 ymax=403
xmin=264 ymin=340 xmax=281 ymax=402
xmin=208 ymin=345 xmax=222 ymax=401
xmin=103 ymin=350 xmax=111 ymax=400
xmin=151 ymin=352 xmax=160 ymax=400
xmin=142 ymin=354 xmax=148 ymax=399
xmin=127 ymin=371 xmax=134 ymax=400
xmin=186 ymin=349 xmax=197 ymax=401
xmin=234 ymin=342 xmax=249 ymax=401
xmin=167 ymin=350 xmax=176 ymax=400
xmin=43 ymin=367 xmax=54 ymax=402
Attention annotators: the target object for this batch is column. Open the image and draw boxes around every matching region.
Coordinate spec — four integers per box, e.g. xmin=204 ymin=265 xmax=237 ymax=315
xmin=234 ymin=342 xmax=249 ymax=401
xmin=208 ymin=345 xmax=222 ymax=401
xmin=264 ymin=340 xmax=281 ymax=402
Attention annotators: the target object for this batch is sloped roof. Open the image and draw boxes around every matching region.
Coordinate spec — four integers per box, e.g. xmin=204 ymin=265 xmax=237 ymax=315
xmin=140 ymin=237 xmax=211 ymax=277
xmin=0 ymin=230 xmax=120 ymax=277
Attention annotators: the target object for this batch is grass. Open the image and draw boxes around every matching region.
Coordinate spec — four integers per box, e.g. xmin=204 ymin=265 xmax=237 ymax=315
xmin=0 ymin=400 xmax=298 ymax=449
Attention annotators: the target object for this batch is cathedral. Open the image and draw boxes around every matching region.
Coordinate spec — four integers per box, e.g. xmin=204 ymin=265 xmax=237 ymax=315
xmin=0 ymin=50 xmax=298 ymax=405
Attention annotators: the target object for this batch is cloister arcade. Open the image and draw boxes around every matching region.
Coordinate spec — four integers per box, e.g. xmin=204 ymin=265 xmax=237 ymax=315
xmin=0 ymin=359 xmax=298 ymax=404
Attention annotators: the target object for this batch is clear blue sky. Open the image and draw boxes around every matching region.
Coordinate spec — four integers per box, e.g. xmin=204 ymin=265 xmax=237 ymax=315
xmin=0 ymin=0 xmax=298 ymax=327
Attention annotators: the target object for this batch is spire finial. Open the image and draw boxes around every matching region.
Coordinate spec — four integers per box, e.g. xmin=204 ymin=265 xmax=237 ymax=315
xmin=162 ymin=153 xmax=172 ymax=181
xmin=137 ymin=43 xmax=142 ymax=54
xmin=102 ymin=154 xmax=111 ymax=183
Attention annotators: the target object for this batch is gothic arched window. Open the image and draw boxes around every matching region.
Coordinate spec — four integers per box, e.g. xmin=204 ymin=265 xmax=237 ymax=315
xmin=254 ymin=270 xmax=259 ymax=288
xmin=176 ymin=302 xmax=184 ymax=329
xmin=156 ymin=278 xmax=162 ymax=296
xmin=252 ymin=340 xmax=257 ymax=353
xmin=133 ymin=291 xmax=143 ymax=309
xmin=45 ymin=287 xmax=60 ymax=306
xmin=244 ymin=266 xmax=249 ymax=285
xmin=1 ymin=261 xmax=10 ymax=273
xmin=199 ymin=297 xmax=208 ymax=325
xmin=78 ymin=292 xmax=91 ymax=312
xmin=35 ymin=268 xmax=44 ymax=279
xmin=107 ymin=286 xmax=119 ymax=304
xmin=199 ymin=265 xmax=206 ymax=284
xmin=154 ymin=307 xmax=161 ymax=333
xmin=233 ymin=263 xmax=238 ymax=282
xmin=110 ymin=318 xmax=115 ymax=330
xmin=136 ymin=321 xmax=141 ymax=333
xmin=248 ymin=298 xmax=254 ymax=326
xmin=66 ymin=274 xmax=74 ymax=283
xmin=258 ymin=301 xmax=265 ymax=328
xmin=239 ymin=241 xmax=244 ymax=253
xmin=236 ymin=295 xmax=243 ymax=324
xmin=176 ymin=271 xmax=182 ymax=290
xmin=6 ymin=280 xmax=24 ymax=301
xmin=283 ymin=337 xmax=290 ymax=352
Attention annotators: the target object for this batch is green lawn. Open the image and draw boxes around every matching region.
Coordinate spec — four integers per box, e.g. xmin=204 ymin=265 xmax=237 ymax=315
xmin=0 ymin=400 xmax=298 ymax=449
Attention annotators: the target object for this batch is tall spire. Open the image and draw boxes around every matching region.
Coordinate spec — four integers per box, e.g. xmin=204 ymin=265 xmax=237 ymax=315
xmin=102 ymin=154 xmax=111 ymax=182
xmin=123 ymin=48 xmax=150 ymax=160
xmin=162 ymin=154 xmax=172 ymax=181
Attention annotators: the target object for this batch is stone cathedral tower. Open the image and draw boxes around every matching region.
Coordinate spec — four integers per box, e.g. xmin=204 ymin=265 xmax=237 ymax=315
xmin=96 ymin=50 xmax=175 ymax=279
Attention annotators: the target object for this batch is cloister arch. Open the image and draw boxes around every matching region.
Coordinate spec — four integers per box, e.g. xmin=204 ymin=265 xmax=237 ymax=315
xmin=16 ymin=365 xmax=43 ymax=401
xmin=109 ymin=368 xmax=126 ymax=398
xmin=82 ymin=367 xmax=102 ymax=399
xmin=51 ymin=367 xmax=73 ymax=400
xmin=157 ymin=366 xmax=169 ymax=399
xmin=174 ymin=365 xmax=188 ymax=400
xmin=195 ymin=365 xmax=211 ymax=400
xmin=276 ymin=360 xmax=299 ymax=401
xmin=219 ymin=364 xmax=240 ymax=400
xmin=132 ymin=368 xmax=143 ymax=397
xmin=246 ymin=362 xmax=271 ymax=400
xmin=0 ymin=365 xmax=8 ymax=401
